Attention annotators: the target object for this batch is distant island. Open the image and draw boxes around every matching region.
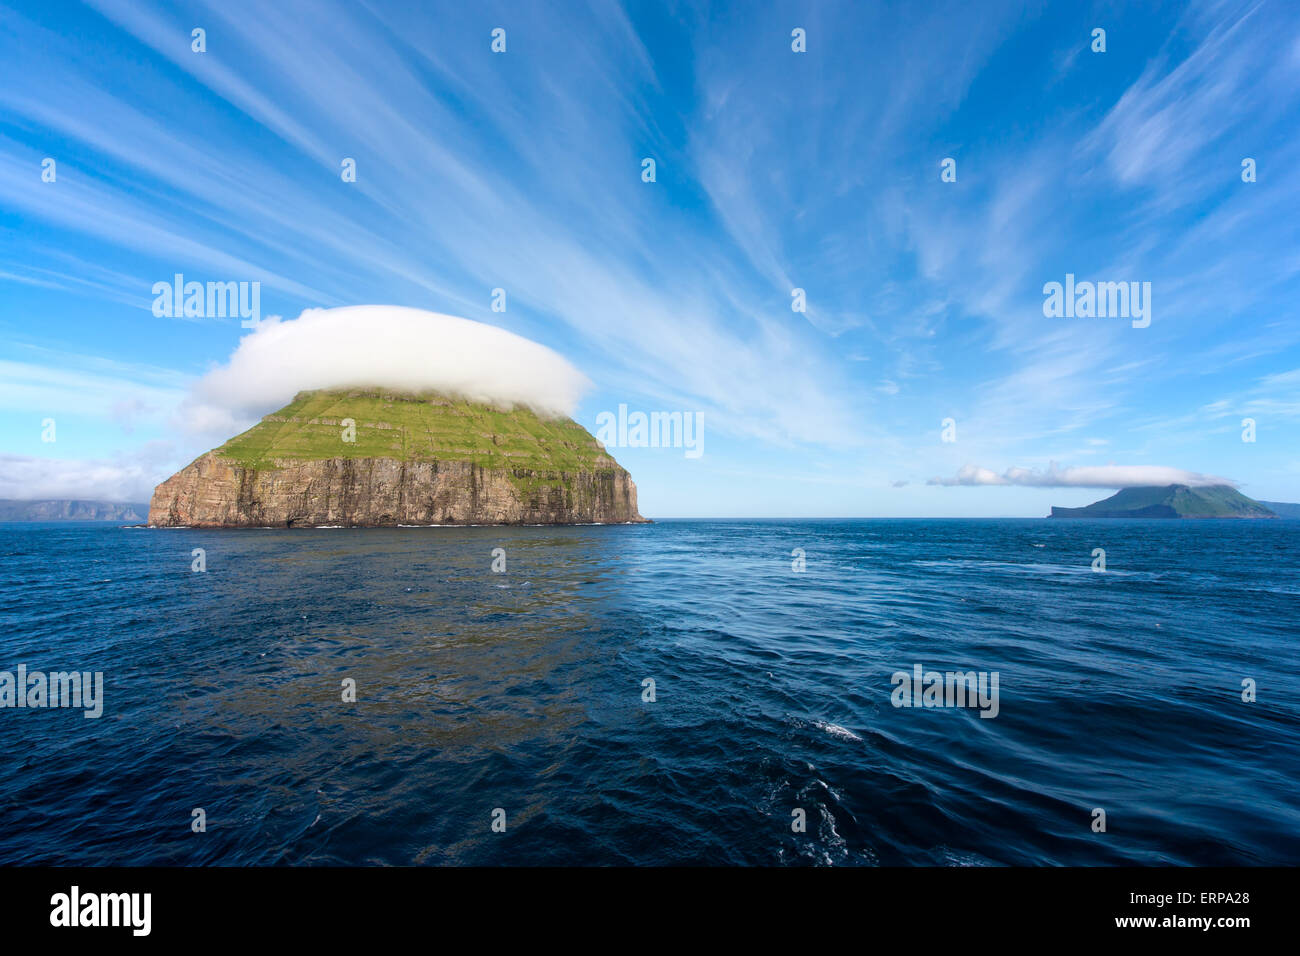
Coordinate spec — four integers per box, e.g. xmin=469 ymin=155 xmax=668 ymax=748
xmin=0 ymin=499 xmax=148 ymax=522
xmin=1050 ymin=484 xmax=1295 ymax=519
xmin=148 ymin=388 xmax=646 ymax=528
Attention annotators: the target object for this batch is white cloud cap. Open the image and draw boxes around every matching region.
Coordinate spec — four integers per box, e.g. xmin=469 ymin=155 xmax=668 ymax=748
xmin=180 ymin=306 xmax=590 ymax=435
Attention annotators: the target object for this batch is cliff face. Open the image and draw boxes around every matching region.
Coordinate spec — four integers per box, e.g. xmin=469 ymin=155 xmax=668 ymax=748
xmin=149 ymin=389 xmax=646 ymax=527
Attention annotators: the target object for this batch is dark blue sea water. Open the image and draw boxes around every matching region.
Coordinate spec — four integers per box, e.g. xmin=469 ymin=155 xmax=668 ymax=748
xmin=0 ymin=518 xmax=1297 ymax=866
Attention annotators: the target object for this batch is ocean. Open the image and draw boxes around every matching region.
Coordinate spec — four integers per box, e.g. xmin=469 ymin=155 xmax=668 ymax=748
xmin=0 ymin=518 xmax=1296 ymax=866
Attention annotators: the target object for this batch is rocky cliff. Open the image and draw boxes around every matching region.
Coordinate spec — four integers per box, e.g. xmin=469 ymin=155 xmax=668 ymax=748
xmin=149 ymin=389 xmax=646 ymax=527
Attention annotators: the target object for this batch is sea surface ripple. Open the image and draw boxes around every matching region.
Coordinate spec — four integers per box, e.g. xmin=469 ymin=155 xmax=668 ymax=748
xmin=0 ymin=518 xmax=1297 ymax=865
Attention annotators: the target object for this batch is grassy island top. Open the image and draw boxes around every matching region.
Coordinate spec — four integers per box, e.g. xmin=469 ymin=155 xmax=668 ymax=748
xmin=216 ymin=388 xmax=615 ymax=473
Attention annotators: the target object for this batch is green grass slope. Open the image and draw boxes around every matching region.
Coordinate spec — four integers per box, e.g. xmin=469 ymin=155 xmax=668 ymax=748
xmin=216 ymin=388 xmax=614 ymax=474
xmin=1051 ymin=484 xmax=1277 ymax=518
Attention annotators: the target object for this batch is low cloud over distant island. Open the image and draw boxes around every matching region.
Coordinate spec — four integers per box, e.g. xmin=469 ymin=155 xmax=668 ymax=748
xmin=928 ymin=463 xmax=1237 ymax=489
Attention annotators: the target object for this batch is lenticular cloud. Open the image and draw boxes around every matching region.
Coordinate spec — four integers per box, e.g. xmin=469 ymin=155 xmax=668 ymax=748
xmin=179 ymin=306 xmax=590 ymax=435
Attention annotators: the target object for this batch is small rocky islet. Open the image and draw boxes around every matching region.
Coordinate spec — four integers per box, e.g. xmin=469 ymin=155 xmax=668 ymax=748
xmin=148 ymin=388 xmax=646 ymax=528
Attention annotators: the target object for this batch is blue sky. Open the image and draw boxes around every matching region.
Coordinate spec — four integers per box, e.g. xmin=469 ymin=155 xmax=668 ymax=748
xmin=1 ymin=0 xmax=1298 ymax=517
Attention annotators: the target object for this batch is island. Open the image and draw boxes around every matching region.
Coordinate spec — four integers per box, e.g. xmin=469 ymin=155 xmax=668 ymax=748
xmin=0 ymin=500 xmax=148 ymax=522
xmin=1049 ymin=484 xmax=1280 ymax=519
xmin=148 ymin=388 xmax=647 ymax=527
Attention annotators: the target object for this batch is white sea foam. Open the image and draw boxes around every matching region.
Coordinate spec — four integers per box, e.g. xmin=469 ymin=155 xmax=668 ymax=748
xmin=813 ymin=720 xmax=862 ymax=741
